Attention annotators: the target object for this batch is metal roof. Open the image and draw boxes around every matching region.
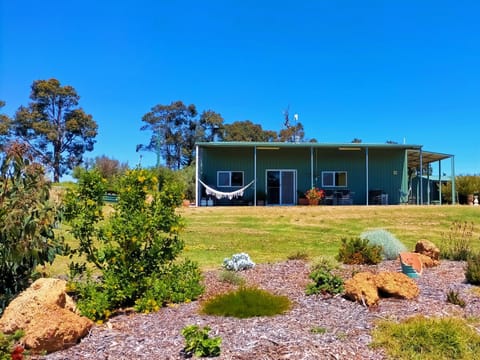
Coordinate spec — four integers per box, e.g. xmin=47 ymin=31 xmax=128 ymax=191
xmin=407 ymin=149 xmax=453 ymax=169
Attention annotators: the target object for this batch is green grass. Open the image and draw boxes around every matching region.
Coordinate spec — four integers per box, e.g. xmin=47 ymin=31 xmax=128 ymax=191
xmin=178 ymin=205 xmax=480 ymax=269
xmin=371 ymin=316 xmax=480 ymax=360
xmin=46 ymin=205 xmax=480 ymax=275
xmin=201 ymin=287 xmax=291 ymax=318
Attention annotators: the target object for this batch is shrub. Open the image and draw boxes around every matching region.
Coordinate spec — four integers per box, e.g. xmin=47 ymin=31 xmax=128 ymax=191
xmin=223 ymin=253 xmax=255 ymax=271
xmin=201 ymin=287 xmax=291 ymax=318
xmin=181 ymin=325 xmax=221 ymax=358
xmin=305 ymin=268 xmax=344 ymax=296
xmin=336 ymin=237 xmax=382 ymax=265
xmin=439 ymin=221 xmax=475 ymax=261
xmin=218 ymin=270 xmax=245 ymax=286
xmin=0 ymin=143 xmax=65 ymax=315
xmin=465 ymin=252 xmax=480 ymax=285
xmin=371 ymin=316 xmax=480 ymax=359
xmin=64 ymin=169 xmax=203 ymax=321
xmin=360 ymin=229 xmax=407 ymax=260
xmin=446 ymin=290 xmax=466 ymax=308
xmin=287 ymin=250 xmax=309 ymax=261
xmin=0 ymin=330 xmax=24 ymax=360
xmin=310 ymin=255 xmax=340 ymax=273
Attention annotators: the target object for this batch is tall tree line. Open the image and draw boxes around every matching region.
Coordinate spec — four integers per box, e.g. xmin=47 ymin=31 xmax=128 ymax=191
xmin=138 ymin=101 xmax=308 ymax=170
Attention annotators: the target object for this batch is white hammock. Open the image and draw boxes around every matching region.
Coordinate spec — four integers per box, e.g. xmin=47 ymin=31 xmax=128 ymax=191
xmin=199 ymin=179 xmax=255 ymax=200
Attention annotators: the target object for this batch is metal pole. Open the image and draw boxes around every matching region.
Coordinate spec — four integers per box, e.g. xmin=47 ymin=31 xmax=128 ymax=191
xmin=310 ymin=147 xmax=314 ymax=188
xmin=195 ymin=145 xmax=199 ymax=207
xmin=254 ymin=146 xmax=257 ymax=206
xmin=419 ymin=148 xmax=423 ymax=205
xmin=366 ymin=147 xmax=369 ymax=205
xmin=451 ymin=155 xmax=456 ymax=205
xmin=439 ymin=161 xmax=442 ymax=205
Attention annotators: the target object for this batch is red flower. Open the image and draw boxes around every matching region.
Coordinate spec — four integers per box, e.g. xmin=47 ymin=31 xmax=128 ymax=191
xmin=11 ymin=345 xmax=24 ymax=360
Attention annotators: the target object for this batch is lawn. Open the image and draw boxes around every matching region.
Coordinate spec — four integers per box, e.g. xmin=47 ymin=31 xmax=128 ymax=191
xmin=178 ymin=205 xmax=480 ymax=269
xmin=47 ymin=205 xmax=480 ymax=275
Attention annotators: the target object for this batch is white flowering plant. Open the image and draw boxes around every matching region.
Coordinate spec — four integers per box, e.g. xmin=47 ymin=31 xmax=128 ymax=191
xmin=222 ymin=253 xmax=255 ymax=271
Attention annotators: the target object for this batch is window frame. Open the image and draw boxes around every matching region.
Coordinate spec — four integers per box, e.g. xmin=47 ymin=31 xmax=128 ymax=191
xmin=217 ymin=171 xmax=244 ymax=187
xmin=321 ymin=171 xmax=348 ymax=187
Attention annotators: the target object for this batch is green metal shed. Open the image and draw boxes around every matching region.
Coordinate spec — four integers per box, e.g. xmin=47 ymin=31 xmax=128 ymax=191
xmin=195 ymin=142 xmax=454 ymax=206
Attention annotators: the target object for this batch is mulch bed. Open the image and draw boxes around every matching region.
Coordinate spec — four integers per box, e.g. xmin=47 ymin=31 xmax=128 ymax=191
xmin=43 ymin=260 xmax=480 ymax=360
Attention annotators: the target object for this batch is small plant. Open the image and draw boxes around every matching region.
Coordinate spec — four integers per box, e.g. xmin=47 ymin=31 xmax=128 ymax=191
xmin=360 ymin=229 xmax=407 ymax=260
xmin=0 ymin=330 xmax=24 ymax=360
xmin=336 ymin=237 xmax=382 ymax=265
xmin=446 ymin=289 xmax=466 ymax=308
xmin=371 ymin=316 xmax=480 ymax=359
xmin=222 ymin=253 xmax=255 ymax=271
xmin=287 ymin=251 xmax=309 ymax=261
xmin=201 ymin=287 xmax=291 ymax=318
xmin=304 ymin=187 xmax=325 ymax=201
xmin=305 ymin=268 xmax=344 ymax=296
xmin=310 ymin=255 xmax=341 ymax=272
xmin=465 ymin=252 xmax=480 ymax=285
xmin=218 ymin=270 xmax=245 ymax=286
xmin=181 ymin=325 xmax=221 ymax=358
xmin=310 ymin=326 xmax=327 ymax=334
xmin=439 ymin=221 xmax=475 ymax=261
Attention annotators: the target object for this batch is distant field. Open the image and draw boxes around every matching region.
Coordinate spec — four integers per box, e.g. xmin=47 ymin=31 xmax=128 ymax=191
xmin=46 ymin=205 xmax=480 ymax=275
xmin=178 ymin=205 xmax=480 ymax=269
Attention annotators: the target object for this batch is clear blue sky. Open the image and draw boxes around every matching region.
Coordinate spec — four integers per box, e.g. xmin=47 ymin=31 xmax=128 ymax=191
xmin=1 ymin=0 xmax=479 ymax=177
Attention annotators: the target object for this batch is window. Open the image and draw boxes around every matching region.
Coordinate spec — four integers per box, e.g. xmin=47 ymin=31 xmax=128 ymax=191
xmin=217 ymin=171 xmax=244 ymax=187
xmin=322 ymin=171 xmax=347 ymax=187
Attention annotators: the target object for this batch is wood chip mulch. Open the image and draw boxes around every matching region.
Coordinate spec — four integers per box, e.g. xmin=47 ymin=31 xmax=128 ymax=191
xmin=43 ymin=260 xmax=480 ymax=360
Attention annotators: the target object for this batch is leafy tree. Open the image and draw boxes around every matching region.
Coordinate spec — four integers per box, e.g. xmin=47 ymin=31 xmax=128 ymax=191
xmin=0 ymin=101 xmax=11 ymax=148
xmin=0 ymin=142 xmax=65 ymax=314
xmin=278 ymin=122 xmax=305 ymax=142
xmin=198 ymin=110 xmax=224 ymax=142
xmin=139 ymin=101 xmax=198 ymax=170
xmin=12 ymin=79 xmax=98 ymax=182
xmin=222 ymin=120 xmax=277 ymax=141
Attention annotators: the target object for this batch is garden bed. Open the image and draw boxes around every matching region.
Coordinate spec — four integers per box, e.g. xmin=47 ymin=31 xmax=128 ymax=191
xmin=43 ymin=260 xmax=480 ymax=360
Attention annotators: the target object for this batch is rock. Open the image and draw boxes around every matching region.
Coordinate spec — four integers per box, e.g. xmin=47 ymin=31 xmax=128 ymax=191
xmin=344 ymin=272 xmax=379 ymax=306
xmin=0 ymin=278 xmax=93 ymax=353
xmin=344 ymin=271 xmax=420 ymax=307
xmin=415 ymin=240 xmax=440 ymax=261
xmin=417 ymin=253 xmax=440 ymax=268
xmin=375 ymin=271 xmax=419 ymax=299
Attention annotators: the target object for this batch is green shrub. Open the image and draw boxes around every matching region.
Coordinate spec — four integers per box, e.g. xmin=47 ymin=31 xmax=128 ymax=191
xmin=360 ymin=229 xmax=407 ymax=260
xmin=287 ymin=251 xmax=309 ymax=261
xmin=336 ymin=237 xmax=382 ymax=265
xmin=0 ymin=143 xmax=65 ymax=315
xmin=0 ymin=330 xmax=24 ymax=360
xmin=371 ymin=316 xmax=480 ymax=359
xmin=465 ymin=252 xmax=480 ymax=285
xmin=310 ymin=255 xmax=340 ymax=272
xmin=310 ymin=326 xmax=327 ymax=334
xmin=181 ymin=325 xmax=221 ymax=358
xmin=439 ymin=221 xmax=475 ymax=261
xmin=201 ymin=287 xmax=291 ymax=318
xmin=218 ymin=270 xmax=245 ymax=286
xmin=446 ymin=290 xmax=466 ymax=308
xmin=305 ymin=268 xmax=344 ymax=296
xmin=64 ymin=169 xmax=203 ymax=321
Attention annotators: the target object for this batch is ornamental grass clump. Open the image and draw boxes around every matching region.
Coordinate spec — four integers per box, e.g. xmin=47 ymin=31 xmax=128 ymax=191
xmin=439 ymin=221 xmax=476 ymax=261
xmin=371 ymin=316 xmax=480 ymax=360
xmin=465 ymin=252 xmax=480 ymax=285
xmin=223 ymin=253 xmax=255 ymax=271
xmin=201 ymin=287 xmax=291 ymax=318
xmin=360 ymin=229 xmax=407 ymax=260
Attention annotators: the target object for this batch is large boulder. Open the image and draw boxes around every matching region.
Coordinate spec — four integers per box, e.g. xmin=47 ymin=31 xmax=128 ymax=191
xmin=344 ymin=272 xmax=379 ymax=306
xmin=344 ymin=271 xmax=419 ymax=307
xmin=417 ymin=253 xmax=439 ymax=268
xmin=0 ymin=278 xmax=93 ymax=354
xmin=375 ymin=271 xmax=419 ymax=299
xmin=415 ymin=240 xmax=440 ymax=261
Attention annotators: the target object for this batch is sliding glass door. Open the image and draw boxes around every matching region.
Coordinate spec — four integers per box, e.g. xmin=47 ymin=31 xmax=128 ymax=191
xmin=266 ymin=170 xmax=296 ymax=205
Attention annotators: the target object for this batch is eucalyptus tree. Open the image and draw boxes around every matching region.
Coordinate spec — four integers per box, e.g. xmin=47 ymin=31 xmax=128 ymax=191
xmin=0 ymin=101 xmax=11 ymax=148
xmin=12 ymin=79 xmax=98 ymax=182
xmin=139 ymin=101 xmax=198 ymax=170
xmin=222 ymin=120 xmax=278 ymax=142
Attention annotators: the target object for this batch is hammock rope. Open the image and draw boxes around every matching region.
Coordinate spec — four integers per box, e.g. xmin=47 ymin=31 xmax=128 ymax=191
xmin=199 ymin=179 xmax=255 ymax=200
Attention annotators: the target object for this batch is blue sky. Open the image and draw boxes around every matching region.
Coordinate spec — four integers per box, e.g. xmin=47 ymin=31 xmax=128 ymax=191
xmin=1 ymin=0 xmax=479 ymax=177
